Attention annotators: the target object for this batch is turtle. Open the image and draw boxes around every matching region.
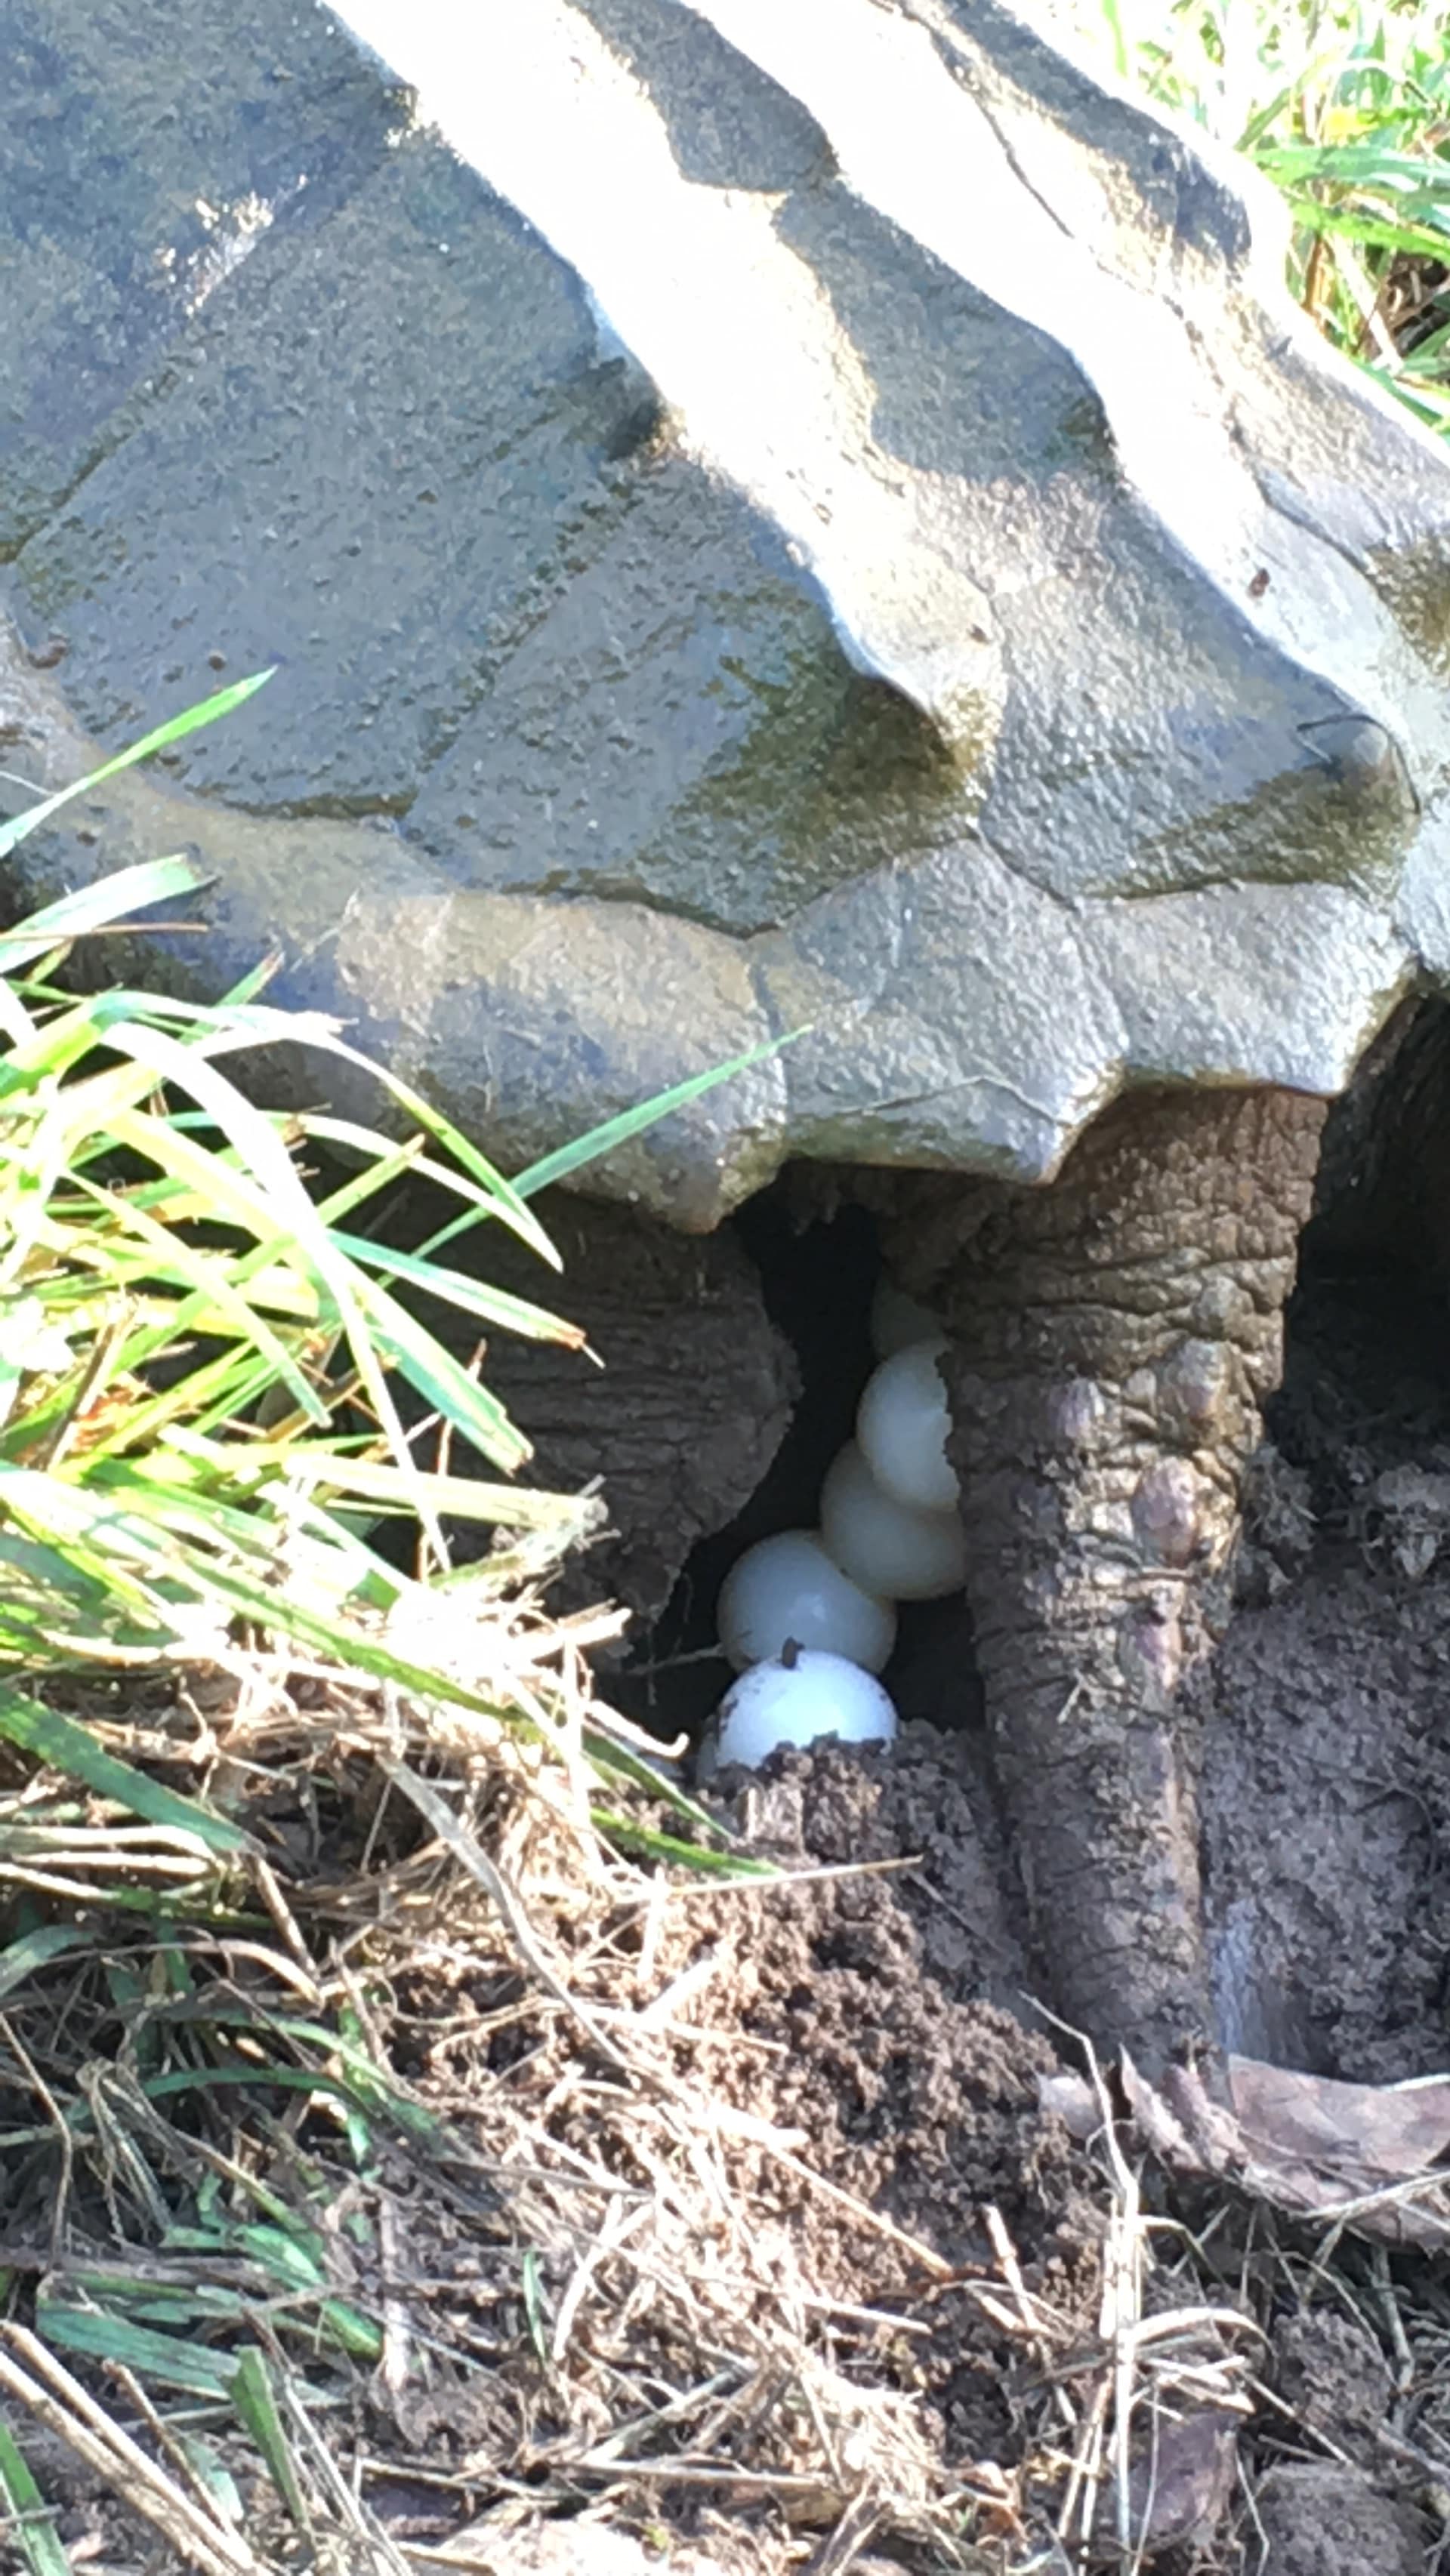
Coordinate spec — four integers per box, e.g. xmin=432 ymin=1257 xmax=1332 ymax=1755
xmin=4 ymin=0 xmax=1450 ymax=2078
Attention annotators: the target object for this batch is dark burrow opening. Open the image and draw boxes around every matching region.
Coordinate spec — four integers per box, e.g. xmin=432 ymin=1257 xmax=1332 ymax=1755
xmin=603 ymin=1179 xmax=986 ymax=1758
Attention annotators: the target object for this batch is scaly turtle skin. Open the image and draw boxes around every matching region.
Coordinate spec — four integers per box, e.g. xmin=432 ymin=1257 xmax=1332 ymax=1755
xmin=883 ymin=1089 xmax=1328 ymax=2071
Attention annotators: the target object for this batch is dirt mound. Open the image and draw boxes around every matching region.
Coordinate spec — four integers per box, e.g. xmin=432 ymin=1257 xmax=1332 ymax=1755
xmin=673 ymin=1731 xmax=1100 ymax=2462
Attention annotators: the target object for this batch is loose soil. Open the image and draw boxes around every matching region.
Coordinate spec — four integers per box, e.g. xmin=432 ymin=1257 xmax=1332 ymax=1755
xmin=662 ymin=1730 xmax=1092 ymax=2470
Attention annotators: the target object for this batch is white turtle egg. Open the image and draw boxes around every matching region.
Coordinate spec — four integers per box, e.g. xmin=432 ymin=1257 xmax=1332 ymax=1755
xmin=717 ymin=1530 xmax=896 ymax=1675
xmin=714 ymin=1649 xmax=898 ymax=1771
xmin=856 ymin=1336 xmax=958 ymax=1512
xmin=869 ymin=1276 xmax=942 ymax=1359
xmin=820 ymin=1440 xmax=967 ymax=1600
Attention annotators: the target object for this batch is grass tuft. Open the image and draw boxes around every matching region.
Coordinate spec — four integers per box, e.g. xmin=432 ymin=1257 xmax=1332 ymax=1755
xmin=0 ymin=812 xmax=791 ymax=1869
xmin=1036 ymin=0 xmax=1450 ymax=435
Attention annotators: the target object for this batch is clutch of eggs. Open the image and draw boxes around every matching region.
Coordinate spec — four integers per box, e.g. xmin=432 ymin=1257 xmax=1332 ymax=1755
xmin=703 ymin=1274 xmax=961 ymax=1776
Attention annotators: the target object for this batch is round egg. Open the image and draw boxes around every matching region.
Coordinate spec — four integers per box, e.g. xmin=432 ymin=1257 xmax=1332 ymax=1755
xmin=820 ymin=1440 xmax=967 ymax=1601
xmin=716 ymin=1530 xmax=896 ymax=1675
xmin=856 ymin=1336 xmax=958 ymax=1512
xmin=714 ymin=1648 xmax=898 ymax=1771
xmin=869 ymin=1276 xmax=942 ymax=1359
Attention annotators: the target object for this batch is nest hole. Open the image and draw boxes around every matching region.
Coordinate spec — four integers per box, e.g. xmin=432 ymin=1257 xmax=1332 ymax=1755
xmin=604 ymin=1176 xmax=985 ymax=1758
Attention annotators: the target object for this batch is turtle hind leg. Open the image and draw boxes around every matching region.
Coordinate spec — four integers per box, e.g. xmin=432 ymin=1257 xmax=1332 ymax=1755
xmin=890 ymin=1086 xmax=1327 ymax=2072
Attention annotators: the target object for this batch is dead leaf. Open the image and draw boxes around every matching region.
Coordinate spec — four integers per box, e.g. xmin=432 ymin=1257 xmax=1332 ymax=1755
xmin=1123 ymin=2052 xmax=1450 ymax=2247
xmin=1115 ymin=2408 xmax=1240 ymax=2553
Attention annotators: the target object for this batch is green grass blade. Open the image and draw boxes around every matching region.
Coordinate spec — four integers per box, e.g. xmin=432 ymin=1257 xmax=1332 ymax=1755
xmin=60 ymin=2250 xmax=382 ymax=2364
xmin=0 ymin=1686 xmax=251 ymax=1856
xmin=0 ymin=2423 xmax=70 ymax=2576
xmin=282 ymin=1455 xmax=589 ymax=1529
xmin=1097 ymin=0 xmax=1128 ymax=80
xmin=305 ymin=1119 xmax=523 ymax=1235
xmin=66 ymin=1167 xmax=327 ymax=1425
xmin=0 ymin=674 xmax=273 ymax=860
xmin=173 ymin=2436 xmax=245 ymax=2534
xmin=1254 ymin=139 xmax=1450 ymax=188
xmin=140 ymin=2060 xmax=440 ymax=2143
xmin=0 ymin=972 xmax=36 ymax=1048
xmin=593 ymin=1813 xmax=773 ymax=1872
xmin=328 ymin=1230 xmax=585 ymax=1346
xmin=92 ymin=998 xmax=565 ymax=1272
xmin=582 ymin=1732 xmax=726 ymax=1833
xmin=1276 ymin=193 xmax=1450 ymax=264
xmin=34 ymin=2303 xmax=240 ymax=2401
xmin=350 ymin=1271 xmax=532 ymax=1474
xmin=520 ymin=2249 xmax=550 ymax=2367
xmin=411 ymin=1024 xmax=807 ymax=1269
xmin=230 ymin=2350 xmax=310 ymax=2527
xmin=214 ymin=952 xmax=281 ymax=1009
xmin=309 ymin=1044 xmax=562 ymax=1268
xmin=103 ymin=1099 xmax=323 ymax=1274
xmin=0 ymin=857 xmax=207 ymax=973
xmin=509 ymin=1027 xmax=807 ymax=1200
xmin=0 ymin=1924 xmax=92 ymax=2004
xmin=227 ymin=2233 xmax=381 ymax=2360
xmin=95 ymin=1015 xmax=437 ymax=1530
xmin=130 ymin=1549 xmax=537 ymax=1748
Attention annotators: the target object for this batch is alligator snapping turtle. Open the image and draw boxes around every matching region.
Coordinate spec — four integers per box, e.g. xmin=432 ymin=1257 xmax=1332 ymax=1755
xmin=4 ymin=0 xmax=1450 ymax=2072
